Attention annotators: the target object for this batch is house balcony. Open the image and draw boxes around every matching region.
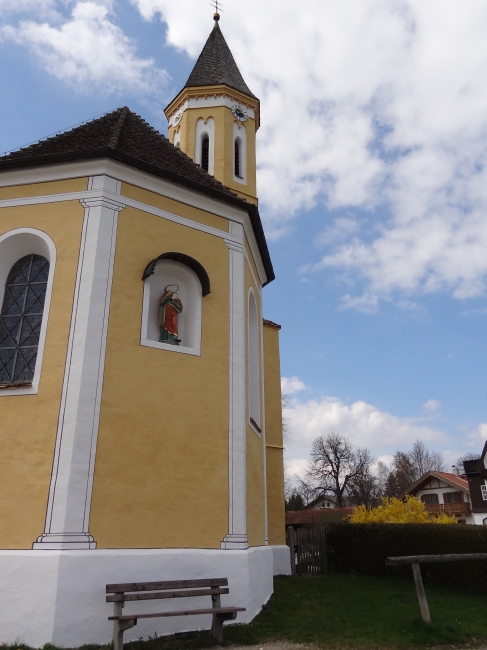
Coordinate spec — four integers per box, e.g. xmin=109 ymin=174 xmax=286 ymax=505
xmin=425 ymin=503 xmax=471 ymax=517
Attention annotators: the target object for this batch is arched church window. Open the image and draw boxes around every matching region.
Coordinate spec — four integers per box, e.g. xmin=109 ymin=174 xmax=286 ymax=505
xmin=234 ymin=139 xmax=241 ymax=178
xmin=0 ymin=254 xmax=49 ymax=386
xmin=201 ymin=136 xmax=209 ymax=172
xmin=248 ymin=289 xmax=261 ymax=432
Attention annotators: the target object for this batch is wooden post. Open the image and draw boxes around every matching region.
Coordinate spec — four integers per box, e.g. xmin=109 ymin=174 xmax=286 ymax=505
xmin=411 ymin=563 xmax=431 ymax=624
xmin=287 ymin=526 xmax=296 ymax=575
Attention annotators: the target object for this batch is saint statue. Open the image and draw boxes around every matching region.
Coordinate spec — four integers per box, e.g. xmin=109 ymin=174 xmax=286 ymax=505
xmin=158 ymin=284 xmax=183 ymax=345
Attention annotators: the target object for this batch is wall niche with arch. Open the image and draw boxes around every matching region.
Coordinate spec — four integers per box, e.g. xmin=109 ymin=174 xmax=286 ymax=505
xmin=140 ymin=253 xmax=210 ymax=357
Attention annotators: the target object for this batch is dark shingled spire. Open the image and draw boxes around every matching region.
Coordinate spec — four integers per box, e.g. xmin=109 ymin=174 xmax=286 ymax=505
xmin=184 ymin=21 xmax=256 ymax=99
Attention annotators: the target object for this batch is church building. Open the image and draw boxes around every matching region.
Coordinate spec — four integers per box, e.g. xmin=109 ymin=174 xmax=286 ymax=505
xmin=0 ymin=14 xmax=289 ymax=647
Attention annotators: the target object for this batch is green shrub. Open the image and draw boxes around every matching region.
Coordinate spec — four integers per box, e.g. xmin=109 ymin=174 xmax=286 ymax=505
xmin=325 ymin=523 xmax=487 ymax=593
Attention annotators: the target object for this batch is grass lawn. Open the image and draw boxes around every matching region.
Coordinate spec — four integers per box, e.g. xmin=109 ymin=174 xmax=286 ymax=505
xmin=7 ymin=575 xmax=487 ymax=650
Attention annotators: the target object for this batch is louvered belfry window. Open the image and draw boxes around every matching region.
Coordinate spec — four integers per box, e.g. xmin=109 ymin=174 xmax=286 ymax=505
xmin=201 ymin=136 xmax=209 ymax=172
xmin=234 ymin=140 xmax=241 ymax=178
xmin=0 ymin=254 xmax=49 ymax=386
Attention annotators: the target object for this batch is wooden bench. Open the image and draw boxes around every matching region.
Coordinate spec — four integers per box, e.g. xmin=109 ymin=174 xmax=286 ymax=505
xmin=106 ymin=578 xmax=245 ymax=650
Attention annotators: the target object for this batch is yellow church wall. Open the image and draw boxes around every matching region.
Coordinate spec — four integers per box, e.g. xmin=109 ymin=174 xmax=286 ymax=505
xmin=120 ymin=181 xmax=229 ymax=232
xmin=244 ymin=263 xmax=266 ymax=547
xmin=0 ymin=200 xmax=85 ymax=549
xmin=90 ymin=206 xmax=231 ymax=549
xmin=0 ymin=177 xmax=88 ymax=200
xmin=263 ymin=323 xmax=286 ymax=545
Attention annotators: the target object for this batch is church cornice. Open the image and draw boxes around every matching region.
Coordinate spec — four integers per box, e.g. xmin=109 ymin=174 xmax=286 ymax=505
xmin=0 ymin=147 xmax=274 ymax=285
xmin=165 ymin=85 xmax=260 ymax=130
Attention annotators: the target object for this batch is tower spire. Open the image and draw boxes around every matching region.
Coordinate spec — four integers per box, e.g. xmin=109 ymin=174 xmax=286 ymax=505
xmin=164 ymin=15 xmax=260 ymax=204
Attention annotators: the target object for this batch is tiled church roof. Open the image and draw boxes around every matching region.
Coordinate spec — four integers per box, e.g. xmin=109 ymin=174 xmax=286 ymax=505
xmin=184 ymin=20 xmax=256 ymax=99
xmin=0 ymin=107 xmax=238 ymax=200
xmin=0 ymin=107 xmax=275 ymax=284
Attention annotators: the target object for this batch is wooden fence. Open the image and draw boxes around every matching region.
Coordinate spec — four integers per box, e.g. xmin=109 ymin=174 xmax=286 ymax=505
xmin=286 ymin=526 xmax=327 ymax=575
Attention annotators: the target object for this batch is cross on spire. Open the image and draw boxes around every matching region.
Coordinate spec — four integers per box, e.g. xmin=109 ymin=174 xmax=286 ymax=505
xmin=210 ymin=0 xmax=223 ymax=20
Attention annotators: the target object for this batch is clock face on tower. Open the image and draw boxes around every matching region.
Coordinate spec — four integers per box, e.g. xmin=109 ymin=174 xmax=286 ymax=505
xmin=171 ymin=109 xmax=183 ymax=127
xmin=231 ymin=105 xmax=248 ymax=122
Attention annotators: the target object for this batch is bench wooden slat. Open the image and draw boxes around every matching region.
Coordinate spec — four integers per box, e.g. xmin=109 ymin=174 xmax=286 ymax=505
xmin=107 ymin=587 xmax=229 ymax=602
xmin=106 ymin=578 xmax=227 ymax=594
xmin=109 ymin=607 xmax=246 ymax=621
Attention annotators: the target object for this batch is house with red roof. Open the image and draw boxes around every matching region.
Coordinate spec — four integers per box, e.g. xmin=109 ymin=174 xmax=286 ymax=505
xmin=404 ymin=471 xmax=475 ymax=524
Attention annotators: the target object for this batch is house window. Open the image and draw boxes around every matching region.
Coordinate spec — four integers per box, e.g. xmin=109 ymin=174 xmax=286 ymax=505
xmin=421 ymin=493 xmax=439 ymax=505
xmin=0 ymin=254 xmax=49 ymax=386
xmin=481 ymin=485 xmax=487 ymax=501
xmin=201 ymin=136 xmax=209 ymax=172
xmin=444 ymin=491 xmax=462 ymax=504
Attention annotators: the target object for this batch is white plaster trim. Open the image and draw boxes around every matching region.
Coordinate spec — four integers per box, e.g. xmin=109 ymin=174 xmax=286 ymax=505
xmin=195 ymin=118 xmax=215 ymax=176
xmin=0 ymin=546 xmax=273 ymax=647
xmin=0 ymin=228 xmax=56 ymax=396
xmin=244 ymin=251 xmax=262 ymax=301
xmin=0 ymin=190 xmax=240 ymax=246
xmin=233 ymin=122 xmax=247 ymax=185
xmin=258 ymin=297 xmax=268 ymax=544
xmin=168 ymin=95 xmax=255 ymax=126
xmin=222 ymin=223 xmax=248 ymax=550
xmin=248 ymin=287 xmax=260 ymax=430
xmin=0 ymin=159 xmax=268 ymax=285
xmin=34 ymin=176 xmax=123 ymax=550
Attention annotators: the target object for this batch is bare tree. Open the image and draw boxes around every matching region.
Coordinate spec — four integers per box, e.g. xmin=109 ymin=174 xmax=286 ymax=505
xmin=408 ymin=440 xmax=444 ymax=476
xmin=456 ymin=452 xmax=480 ymax=470
xmin=299 ymin=433 xmax=373 ymax=507
xmin=384 ymin=440 xmax=445 ymax=497
xmin=347 ymin=468 xmax=381 ymax=508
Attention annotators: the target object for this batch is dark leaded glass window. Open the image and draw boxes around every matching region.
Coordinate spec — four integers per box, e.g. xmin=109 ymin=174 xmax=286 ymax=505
xmin=0 ymin=254 xmax=49 ymax=386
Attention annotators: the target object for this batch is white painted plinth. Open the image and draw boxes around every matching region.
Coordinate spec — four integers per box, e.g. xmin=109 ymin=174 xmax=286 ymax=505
xmin=0 ymin=546 xmax=273 ymax=648
xmin=270 ymin=545 xmax=291 ymax=575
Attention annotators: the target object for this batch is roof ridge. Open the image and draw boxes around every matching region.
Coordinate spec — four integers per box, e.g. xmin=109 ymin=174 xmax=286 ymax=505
xmin=108 ymin=107 xmax=130 ymax=149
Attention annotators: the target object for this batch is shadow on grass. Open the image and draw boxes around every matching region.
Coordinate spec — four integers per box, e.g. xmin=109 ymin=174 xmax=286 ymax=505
xmin=3 ymin=575 xmax=487 ymax=650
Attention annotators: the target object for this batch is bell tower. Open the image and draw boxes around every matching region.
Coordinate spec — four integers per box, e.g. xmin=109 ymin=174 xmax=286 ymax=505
xmin=165 ymin=13 xmax=259 ymax=205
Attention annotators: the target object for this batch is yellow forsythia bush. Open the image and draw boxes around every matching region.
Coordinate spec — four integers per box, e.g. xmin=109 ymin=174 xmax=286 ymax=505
xmin=348 ymin=495 xmax=458 ymax=524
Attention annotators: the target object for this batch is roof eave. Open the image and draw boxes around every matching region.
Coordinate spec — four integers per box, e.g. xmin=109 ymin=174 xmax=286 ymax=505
xmin=0 ymin=148 xmax=275 ymax=285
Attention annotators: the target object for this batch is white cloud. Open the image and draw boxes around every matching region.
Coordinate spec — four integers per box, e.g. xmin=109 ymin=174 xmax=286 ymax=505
xmin=423 ymin=399 xmax=441 ymax=412
xmin=127 ymin=0 xmax=487 ymax=306
xmin=1 ymin=1 xmax=167 ymax=94
xmin=468 ymin=423 xmax=487 ymax=446
xmin=281 ymin=376 xmax=306 ymax=395
xmin=284 ymin=394 xmax=448 ymax=478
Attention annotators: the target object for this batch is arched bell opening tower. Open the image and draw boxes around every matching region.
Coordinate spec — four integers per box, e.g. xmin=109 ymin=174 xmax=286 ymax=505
xmin=165 ymin=14 xmax=259 ymax=205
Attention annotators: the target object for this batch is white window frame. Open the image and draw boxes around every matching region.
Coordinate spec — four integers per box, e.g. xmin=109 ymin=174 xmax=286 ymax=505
xmin=0 ymin=228 xmax=56 ymax=396
xmin=248 ymin=287 xmax=261 ymax=433
xmin=233 ymin=121 xmax=247 ymax=185
xmin=195 ymin=118 xmax=215 ymax=175
xmin=481 ymin=484 xmax=487 ymax=501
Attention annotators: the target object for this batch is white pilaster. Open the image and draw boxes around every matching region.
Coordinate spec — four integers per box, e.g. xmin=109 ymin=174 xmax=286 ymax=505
xmin=221 ymin=222 xmax=248 ymax=549
xmin=33 ymin=175 xmax=124 ymax=550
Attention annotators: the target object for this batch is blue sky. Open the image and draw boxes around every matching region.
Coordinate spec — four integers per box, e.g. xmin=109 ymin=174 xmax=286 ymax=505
xmin=2 ymin=0 xmax=487 ymax=476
